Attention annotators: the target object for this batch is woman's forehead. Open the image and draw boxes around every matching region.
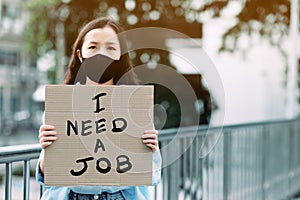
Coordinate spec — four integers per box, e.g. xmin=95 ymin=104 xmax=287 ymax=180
xmin=83 ymin=27 xmax=119 ymax=44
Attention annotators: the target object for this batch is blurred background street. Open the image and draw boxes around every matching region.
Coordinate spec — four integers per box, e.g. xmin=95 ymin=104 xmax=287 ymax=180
xmin=0 ymin=127 xmax=38 ymax=146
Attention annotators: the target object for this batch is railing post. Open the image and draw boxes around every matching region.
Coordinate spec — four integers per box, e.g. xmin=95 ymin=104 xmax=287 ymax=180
xmin=23 ymin=160 xmax=30 ymax=200
xmin=5 ymin=162 xmax=12 ymax=200
xmin=261 ymin=126 xmax=267 ymax=200
xmin=287 ymin=122 xmax=292 ymax=197
xmin=223 ymin=129 xmax=231 ymax=200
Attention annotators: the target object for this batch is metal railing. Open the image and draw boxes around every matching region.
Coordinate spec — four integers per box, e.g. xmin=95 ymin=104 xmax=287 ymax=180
xmin=1 ymin=119 xmax=300 ymax=200
xmin=0 ymin=144 xmax=41 ymax=200
xmin=156 ymin=118 xmax=300 ymax=200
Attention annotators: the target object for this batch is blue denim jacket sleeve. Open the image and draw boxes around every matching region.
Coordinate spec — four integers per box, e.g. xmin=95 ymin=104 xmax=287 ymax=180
xmin=35 ymin=150 xmax=44 ymax=185
xmin=152 ymin=148 xmax=162 ymax=185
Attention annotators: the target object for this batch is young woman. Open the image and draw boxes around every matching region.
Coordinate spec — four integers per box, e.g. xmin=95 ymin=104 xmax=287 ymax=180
xmin=36 ymin=17 xmax=161 ymax=200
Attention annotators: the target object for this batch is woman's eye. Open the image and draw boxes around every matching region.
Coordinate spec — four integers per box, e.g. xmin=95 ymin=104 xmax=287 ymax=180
xmin=88 ymin=45 xmax=96 ymax=49
xmin=107 ymin=46 xmax=116 ymax=51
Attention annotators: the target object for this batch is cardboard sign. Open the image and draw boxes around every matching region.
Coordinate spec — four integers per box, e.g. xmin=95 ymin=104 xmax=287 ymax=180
xmin=44 ymin=85 xmax=153 ymax=186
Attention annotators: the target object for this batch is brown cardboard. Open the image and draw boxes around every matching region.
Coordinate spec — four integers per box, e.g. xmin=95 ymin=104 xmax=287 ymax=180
xmin=44 ymin=85 xmax=153 ymax=186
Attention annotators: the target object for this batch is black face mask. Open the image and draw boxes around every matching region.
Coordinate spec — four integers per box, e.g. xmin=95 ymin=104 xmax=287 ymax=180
xmin=78 ymin=54 xmax=122 ymax=84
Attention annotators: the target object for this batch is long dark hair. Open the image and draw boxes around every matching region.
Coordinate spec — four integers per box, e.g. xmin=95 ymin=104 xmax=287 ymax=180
xmin=64 ymin=17 xmax=138 ymax=85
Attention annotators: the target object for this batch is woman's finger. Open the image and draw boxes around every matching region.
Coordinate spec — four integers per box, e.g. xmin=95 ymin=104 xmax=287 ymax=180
xmin=41 ymin=141 xmax=53 ymax=149
xmin=38 ymin=123 xmax=57 ymax=149
xmin=142 ymin=129 xmax=159 ymax=152
xmin=142 ymin=133 xmax=158 ymax=140
xmin=145 ymin=143 xmax=157 ymax=152
xmin=142 ymin=139 xmax=157 ymax=145
xmin=39 ymin=136 xmax=57 ymax=144
xmin=39 ymin=131 xmax=57 ymax=138
xmin=39 ymin=125 xmax=55 ymax=132
xmin=40 ymin=136 xmax=57 ymax=149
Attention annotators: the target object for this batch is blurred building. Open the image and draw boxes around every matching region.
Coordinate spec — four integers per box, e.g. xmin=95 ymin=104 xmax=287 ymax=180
xmin=0 ymin=0 xmax=40 ymax=134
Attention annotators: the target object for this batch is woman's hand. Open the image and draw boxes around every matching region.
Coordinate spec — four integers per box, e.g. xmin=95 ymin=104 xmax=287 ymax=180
xmin=38 ymin=124 xmax=57 ymax=149
xmin=142 ymin=130 xmax=159 ymax=152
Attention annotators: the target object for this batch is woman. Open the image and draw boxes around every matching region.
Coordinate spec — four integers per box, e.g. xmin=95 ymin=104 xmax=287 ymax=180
xmin=36 ymin=17 xmax=161 ymax=200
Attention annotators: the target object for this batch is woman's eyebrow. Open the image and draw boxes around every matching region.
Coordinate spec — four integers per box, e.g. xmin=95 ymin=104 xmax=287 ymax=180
xmin=87 ymin=41 xmax=98 ymax=45
xmin=104 ymin=41 xmax=119 ymax=45
xmin=87 ymin=41 xmax=119 ymax=46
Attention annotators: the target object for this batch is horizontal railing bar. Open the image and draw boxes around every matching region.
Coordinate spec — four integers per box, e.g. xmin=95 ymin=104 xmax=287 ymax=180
xmin=159 ymin=118 xmax=297 ymax=140
xmin=0 ymin=144 xmax=41 ymax=164
xmin=220 ymin=118 xmax=295 ymax=130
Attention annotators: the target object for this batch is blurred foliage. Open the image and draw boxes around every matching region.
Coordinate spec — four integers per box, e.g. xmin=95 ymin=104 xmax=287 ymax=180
xmin=24 ymin=0 xmax=230 ymax=59
xmin=220 ymin=0 xmax=290 ymax=52
xmin=23 ymin=0 xmax=293 ymax=128
xmin=24 ymin=0 xmax=59 ymax=59
xmin=24 ymin=0 xmax=292 ymax=59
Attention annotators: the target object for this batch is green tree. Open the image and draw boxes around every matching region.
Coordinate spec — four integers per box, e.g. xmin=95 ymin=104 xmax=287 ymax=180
xmin=24 ymin=0 xmax=229 ymax=60
xmin=24 ymin=0 xmax=59 ymax=58
xmin=220 ymin=0 xmax=290 ymax=52
xmin=25 ymin=0 xmax=293 ymax=71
